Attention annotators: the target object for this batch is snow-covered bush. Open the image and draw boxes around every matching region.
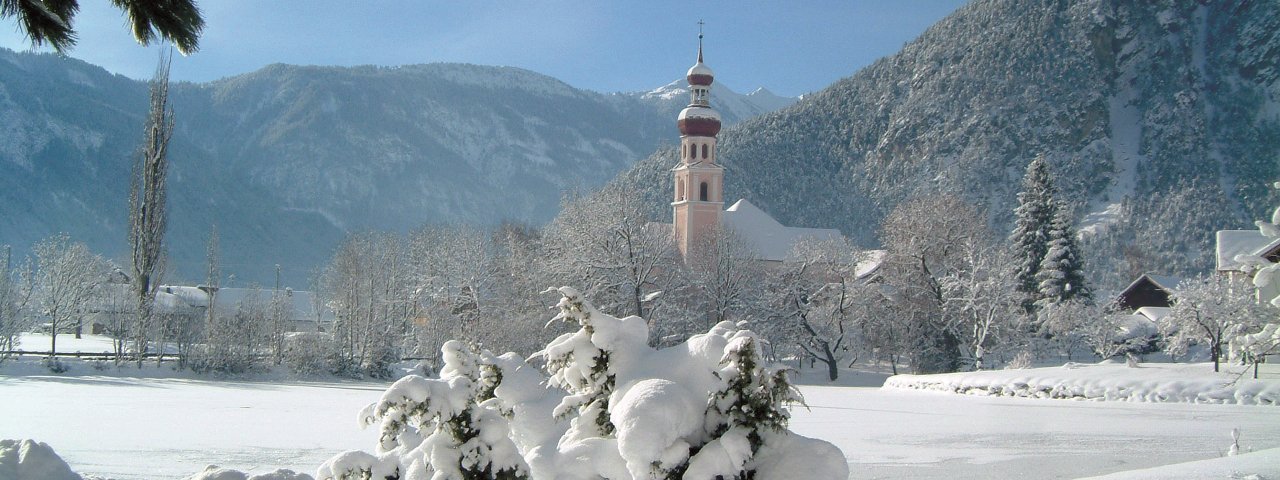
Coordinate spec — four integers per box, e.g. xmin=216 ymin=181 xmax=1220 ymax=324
xmin=185 ymin=465 xmax=314 ymax=480
xmin=320 ymin=287 xmax=848 ymax=480
xmin=283 ymin=332 xmax=332 ymax=376
xmin=317 ymin=339 xmax=530 ymax=480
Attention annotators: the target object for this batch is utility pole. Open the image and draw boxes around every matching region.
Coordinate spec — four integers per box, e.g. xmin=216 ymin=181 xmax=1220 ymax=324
xmin=275 ymin=264 xmax=281 ymax=292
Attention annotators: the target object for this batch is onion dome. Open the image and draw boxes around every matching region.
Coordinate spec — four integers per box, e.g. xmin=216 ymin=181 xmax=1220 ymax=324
xmin=678 ymin=105 xmax=721 ymax=137
xmin=686 ymin=43 xmax=714 ymax=86
xmin=687 ymin=60 xmax=714 ymax=87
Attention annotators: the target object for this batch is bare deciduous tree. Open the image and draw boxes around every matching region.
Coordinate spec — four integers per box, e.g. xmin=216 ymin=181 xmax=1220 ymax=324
xmin=762 ymin=237 xmax=864 ymax=381
xmin=0 ymin=245 xmax=34 ymax=359
xmin=543 ymin=184 xmax=678 ymax=322
xmin=128 ymin=53 xmax=173 ymax=367
xmin=880 ymin=194 xmax=989 ymax=373
xmin=1160 ymin=274 xmax=1269 ymax=372
xmin=686 ymin=226 xmax=764 ymax=329
xmin=33 ymin=234 xmax=105 ymax=357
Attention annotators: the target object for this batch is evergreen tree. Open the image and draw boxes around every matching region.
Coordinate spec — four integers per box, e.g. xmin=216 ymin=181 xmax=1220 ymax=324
xmin=355 ymin=340 xmax=530 ymax=480
xmin=1010 ymin=156 xmax=1058 ymax=309
xmin=688 ymin=332 xmax=802 ymax=478
xmin=1035 ymin=200 xmax=1090 ymax=307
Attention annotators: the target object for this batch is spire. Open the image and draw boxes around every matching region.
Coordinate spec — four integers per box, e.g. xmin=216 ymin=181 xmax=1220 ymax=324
xmin=697 ymin=19 xmax=704 ymax=63
xmin=679 ymin=22 xmax=720 ymax=137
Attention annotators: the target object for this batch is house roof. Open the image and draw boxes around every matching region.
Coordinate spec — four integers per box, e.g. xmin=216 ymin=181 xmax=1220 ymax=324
xmin=1216 ymin=230 xmax=1280 ymax=271
xmin=855 ymin=250 xmax=887 ymax=280
xmin=157 ymin=285 xmax=330 ymax=322
xmin=1143 ymin=274 xmax=1183 ymax=292
xmin=88 ymin=283 xmax=190 ymax=313
xmin=722 ymin=199 xmax=844 ymax=262
xmin=1134 ymin=306 xmax=1171 ymax=322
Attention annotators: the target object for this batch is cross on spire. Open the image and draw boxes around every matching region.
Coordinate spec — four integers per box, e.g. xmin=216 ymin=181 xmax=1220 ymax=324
xmin=697 ymin=20 xmax=705 ymax=62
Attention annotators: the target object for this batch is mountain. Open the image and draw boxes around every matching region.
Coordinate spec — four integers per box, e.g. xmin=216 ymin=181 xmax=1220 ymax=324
xmin=618 ymin=0 xmax=1280 ymax=291
xmin=628 ymin=80 xmax=797 ymax=126
xmin=0 ymin=51 xmax=792 ymax=286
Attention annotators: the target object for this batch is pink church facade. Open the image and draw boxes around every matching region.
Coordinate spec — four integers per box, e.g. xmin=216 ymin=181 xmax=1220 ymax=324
xmin=668 ymin=36 xmax=843 ymax=262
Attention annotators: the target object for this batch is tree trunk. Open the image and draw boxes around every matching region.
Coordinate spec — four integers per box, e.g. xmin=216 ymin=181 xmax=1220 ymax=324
xmin=1212 ymin=342 xmax=1221 ymax=373
xmin=824 ymin=347 xmax=839 ymax=381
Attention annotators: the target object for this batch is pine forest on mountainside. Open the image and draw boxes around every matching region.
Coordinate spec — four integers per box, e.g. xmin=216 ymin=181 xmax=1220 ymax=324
xmin=618 ymin=0 xmax=1279 ymax=292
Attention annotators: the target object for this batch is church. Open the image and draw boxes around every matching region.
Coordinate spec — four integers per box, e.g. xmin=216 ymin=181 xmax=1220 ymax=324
xmin=661 ymin=36 xmax=843 ymax=262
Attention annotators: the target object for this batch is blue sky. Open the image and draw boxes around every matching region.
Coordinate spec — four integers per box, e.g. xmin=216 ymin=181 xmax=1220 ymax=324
xmin=0 ymin=1 xmax=968 ymax=97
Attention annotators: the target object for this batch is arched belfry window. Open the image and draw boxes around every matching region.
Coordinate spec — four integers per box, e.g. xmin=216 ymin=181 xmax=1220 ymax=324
xmin=677 ymin=178 xmax=685 ymax=201
xmin=702 ymin=144 xmax=708 ymax=159
xmin=700 ymin=182 xmax=709 ymax=201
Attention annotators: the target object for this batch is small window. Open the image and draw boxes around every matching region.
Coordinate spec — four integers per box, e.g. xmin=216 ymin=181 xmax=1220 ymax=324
xmin=700 ymin=182 xmax=709 ymax=201
xmin=682 ymin=144 xmax=686 ymax=159
xmin=702 ymin=144 xmax=708 ymax=159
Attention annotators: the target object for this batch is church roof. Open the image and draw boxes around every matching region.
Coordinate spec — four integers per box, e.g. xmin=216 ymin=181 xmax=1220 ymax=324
xmin=722 ymin=199 xmax=844 ymax=261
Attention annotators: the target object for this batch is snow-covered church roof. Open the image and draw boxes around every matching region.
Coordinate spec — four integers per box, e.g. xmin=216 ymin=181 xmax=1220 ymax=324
xmin=722 ymin=199 xmax=843 ymax=262
xmin=1215 ymin=230 xmax=1280 ymax=271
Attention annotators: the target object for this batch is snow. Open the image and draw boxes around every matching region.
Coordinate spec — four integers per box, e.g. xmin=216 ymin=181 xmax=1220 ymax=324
xmin=883 ymin=362 xmax=1280 ymax=405
xmin=1132 ymin=306 xmax=1169 ymax=322
xmin=1080 ymin=447 xmax=1280 ymax=479
xmin=723 ymin=199 xmax=843 ymax=261
xmin=3 ymin=361 xmax=1280 ymax=479
xmin=0 ymin=439 xmax=82 ymax=480
xmin=1216 ymin=230 xmax=1279 ymax=272
xmin=789 ymin=364 xmax=1280 ymax=479
xmin=0 ymin=373 xmax=381 ymax=479
xmin=855 ymin=250 xmax=886 ymax=280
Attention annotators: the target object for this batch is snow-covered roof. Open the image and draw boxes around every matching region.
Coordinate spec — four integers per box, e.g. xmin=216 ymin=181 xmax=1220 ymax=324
xmin=157 ymin=285 xmax=331 ymax=322
xmin=1216 ymin=230 xmax=1280 ymax=271
xmin=687 ymin=61 xmax=714 ymax=80
xmin=1117 ymin=314 xmax=1158 ymax=341
xmin=722 ymin=199 xmax=844 ymax=262
xmin=855 ymin=250 xmax=887 ymax=280
xmin=87 ymin=283 xmax=191 ymax=314
xmin=1143 ymin=274 xmax=1183 ymax=291
xmin=677 ymin=105 xmax=721 ymax=121
xmin=1134 ymin=306 xmax=1171 ymax=322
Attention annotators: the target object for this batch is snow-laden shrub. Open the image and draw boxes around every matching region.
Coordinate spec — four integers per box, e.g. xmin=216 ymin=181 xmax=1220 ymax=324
xmin=320 ymin=340 xmax=530 ymax=480
xmin=185 ymin=465 xmax=314 ymax=480
xmin=283 ymin=332 xmax=332 ymax=376
xmin=320 ymin=287 xmax=848 ymax=480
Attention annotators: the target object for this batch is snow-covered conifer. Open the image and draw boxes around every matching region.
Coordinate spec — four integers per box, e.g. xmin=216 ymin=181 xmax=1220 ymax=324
xmin=688 ymin=332 xmax=802 ymax=479
xmin=329 ymin=340 xmax=529 ymax=480
xmin=537 ymin=286 xmax=646 ymax=438
xmin=1035 ymin=200 xmax=1090 ymax=308
xmin=1010 ymin=156 xmax=1058 ymax=309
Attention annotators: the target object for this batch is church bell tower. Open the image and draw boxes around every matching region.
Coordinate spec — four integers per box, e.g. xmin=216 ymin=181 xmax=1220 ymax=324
xmin=672 ymin=28 xmax=724 ymax=260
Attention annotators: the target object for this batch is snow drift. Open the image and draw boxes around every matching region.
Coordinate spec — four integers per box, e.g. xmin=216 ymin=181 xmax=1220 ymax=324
xmin=884 ymin=361 xmax=1280 ymax=405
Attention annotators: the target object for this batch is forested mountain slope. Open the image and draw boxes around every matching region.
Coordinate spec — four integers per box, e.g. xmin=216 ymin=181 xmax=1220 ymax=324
xmin=620 ymin=0 xmax=1280 ymax=290
xmin=0 ymin=51 xmax=789 ymax=285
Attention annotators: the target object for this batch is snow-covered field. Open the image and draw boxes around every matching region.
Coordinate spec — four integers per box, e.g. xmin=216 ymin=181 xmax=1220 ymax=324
xmin=3 ymin=357 xmax=1278 ymax=479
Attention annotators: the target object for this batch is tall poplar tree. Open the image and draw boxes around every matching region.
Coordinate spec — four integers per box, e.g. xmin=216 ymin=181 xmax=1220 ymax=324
xmin=129 ymin=53 xmax=173 ymax=366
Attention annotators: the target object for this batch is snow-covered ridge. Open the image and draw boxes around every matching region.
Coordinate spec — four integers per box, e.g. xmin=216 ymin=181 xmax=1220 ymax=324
xmin=630 ymin=79 xmax=797 ymax=127
xmin=884 ymin=362 xmax=1280 ymax=405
